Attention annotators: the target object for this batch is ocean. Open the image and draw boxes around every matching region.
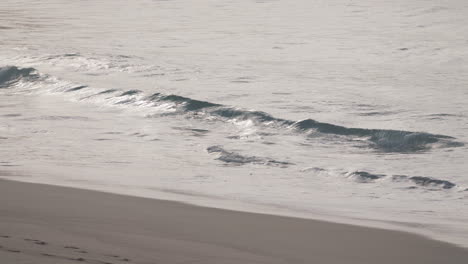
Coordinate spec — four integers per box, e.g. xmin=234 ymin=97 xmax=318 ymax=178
xmin=1 ymin=0 xmax=468 ymax=246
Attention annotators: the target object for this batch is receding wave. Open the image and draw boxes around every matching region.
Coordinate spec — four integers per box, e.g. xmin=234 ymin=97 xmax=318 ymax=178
xmin=207 ymin=146 xmax=293 ymax=167
xmin=1 ymin=65 xmax=463 ymax=153
xmin=0 ymin=66 xmax=38 ymax=88
xmin=392 ymin=175 xmax=456 ymax=190
xmin=345 ymin=170 xmax=457 ymax=190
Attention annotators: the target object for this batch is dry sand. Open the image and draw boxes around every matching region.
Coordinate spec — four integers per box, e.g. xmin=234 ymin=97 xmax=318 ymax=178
xmin=1 ymin=179 xmax=467 ymax=264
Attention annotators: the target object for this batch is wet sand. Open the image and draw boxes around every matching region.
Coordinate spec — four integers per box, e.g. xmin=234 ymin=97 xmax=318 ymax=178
xmin=1 ymin=179 xmax=467 ymax=264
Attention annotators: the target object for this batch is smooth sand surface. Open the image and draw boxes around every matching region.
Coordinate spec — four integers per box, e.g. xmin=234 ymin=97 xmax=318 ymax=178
xmin=1 ymin=179 xmax=468 ymax=264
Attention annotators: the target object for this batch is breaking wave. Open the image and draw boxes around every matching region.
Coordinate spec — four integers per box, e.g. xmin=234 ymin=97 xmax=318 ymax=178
xmin=0 ymin=65 xmax=463 ymax=153
xmin=0 ymin=66 xmax=38 ymax=88
xmin=293 ymin=119 xmax=454 ymax=152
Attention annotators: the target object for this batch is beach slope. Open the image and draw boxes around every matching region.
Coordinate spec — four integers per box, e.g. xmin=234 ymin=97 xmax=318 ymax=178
xmin=1 ymin=179 xmax=467 ymax=264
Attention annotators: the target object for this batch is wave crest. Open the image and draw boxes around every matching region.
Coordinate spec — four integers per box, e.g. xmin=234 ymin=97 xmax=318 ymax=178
xmin=2 ymin=65 xmax=463 ymax=153
xmin=293 ymin=119 xmax=455 ymax=152
xmin=392 ymin=175 xmax=456 ymax=189
xmin=344 ymin=170 xmax=457 ymax=190
xmin=344 ymin=171 xmax=457 ymax=190
xmin=0 ymin=66 xmax=37 ymax=88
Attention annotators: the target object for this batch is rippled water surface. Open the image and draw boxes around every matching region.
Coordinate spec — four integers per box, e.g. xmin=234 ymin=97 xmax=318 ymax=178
xmin=1 ymin=0 xmax=468 ymax=246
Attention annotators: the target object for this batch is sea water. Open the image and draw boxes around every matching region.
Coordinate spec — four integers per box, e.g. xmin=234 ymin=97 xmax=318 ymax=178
xmin=1 ymin=0 xmax=468 ymax=246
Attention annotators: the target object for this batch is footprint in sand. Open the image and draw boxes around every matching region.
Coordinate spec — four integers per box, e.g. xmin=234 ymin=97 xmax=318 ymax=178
xmin=107 ymin=255 xmax=131 ymax=262
xmin=64 ymin=245 xmax=81 ymax=249
xmin=64 ymin=246 xmax=88 ymax=254
xmin=1 ymin=236 xmax=131 ymax=264
xmin=24 ymin=238 xmax=48 ymax=245
xmin=42 ymin=253 xmax=88 ymax=263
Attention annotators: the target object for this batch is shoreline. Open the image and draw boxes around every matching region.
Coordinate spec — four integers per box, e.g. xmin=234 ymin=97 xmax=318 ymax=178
xmin=1 ymin=179 xmax=468 ymax=263
xmin=3 ymin=176 xmax=467 ymax=248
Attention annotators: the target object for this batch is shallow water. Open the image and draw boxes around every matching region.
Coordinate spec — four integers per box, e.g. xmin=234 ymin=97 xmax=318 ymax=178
xmin=1 ymin=0 xmax=468 ymax=246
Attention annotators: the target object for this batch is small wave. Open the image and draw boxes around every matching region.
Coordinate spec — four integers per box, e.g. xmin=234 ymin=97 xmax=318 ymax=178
xmin=427 ymin=113 xmax=459 ymax=118
xmin=424 ymin=113 xmax=462 ymax=120
xmin=115 ymin=98 xmax=136 ymax=105
xmin=211 ymin=108 xmax=281 ymax=123
xmin=358 ymin=111 xmax=395 ymax=116
xmin=156 ymin=94 xmax=221 ymax=111
xmin=98 ymin=89 xmax=119 ymax=94
xmin=207 ymin=146 xmax=293 ymax=167
xmin=392 ymin=175 xmax=456 ymax=189
xmin=344 ymin=170 xmax=457 ymax=190
xmin=347 ymin=171 xmax=386 ymax=182
xmin=120 ymin=90 xmax=141 ymax=96
xmin=293 ymin=119 xmax=455 ymax=152
xmin=0 ymin=66 xmax=37 ymax=88
xmin=2 ymin=65 xmax=462 ymax=153
xmin=66 ymin=85 xmax=88 ymax=92
xmin=146 ymin=92 xmax=283 ymax=122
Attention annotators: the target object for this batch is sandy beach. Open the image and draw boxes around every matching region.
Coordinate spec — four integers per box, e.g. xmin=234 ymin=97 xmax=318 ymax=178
xmin=0 ymin=179 xmax=467 ymax=264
